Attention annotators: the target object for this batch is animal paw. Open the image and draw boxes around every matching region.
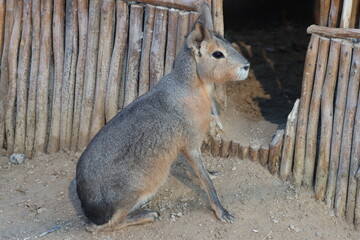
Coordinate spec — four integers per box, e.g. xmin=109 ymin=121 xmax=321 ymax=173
xmin=217 ymin=208 xmax=235 ymax=223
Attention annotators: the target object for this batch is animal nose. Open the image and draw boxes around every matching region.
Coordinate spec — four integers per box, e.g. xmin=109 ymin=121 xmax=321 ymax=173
xmin=243 ymin=64 xmax=250 ymax=71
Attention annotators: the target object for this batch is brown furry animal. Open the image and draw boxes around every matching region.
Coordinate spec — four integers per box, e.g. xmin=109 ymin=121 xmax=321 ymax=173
xmin=76 ymin=3 xmax=249 ymax=232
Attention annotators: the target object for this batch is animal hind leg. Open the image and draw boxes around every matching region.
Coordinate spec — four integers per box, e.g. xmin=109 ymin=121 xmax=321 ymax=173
xmin=111 ymin=209 xmax=160 ymax=230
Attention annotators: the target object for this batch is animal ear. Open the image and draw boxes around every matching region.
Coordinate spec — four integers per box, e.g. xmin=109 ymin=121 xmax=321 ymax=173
xmin=196 ymin=2 xmax=213 ymax=32
xmin=186 ymin=22 xmax=212 ymax=52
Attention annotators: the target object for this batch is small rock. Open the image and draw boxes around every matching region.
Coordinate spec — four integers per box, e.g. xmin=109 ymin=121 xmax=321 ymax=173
xmin=232 ymin=167 xmax=237 ymax=171
xmin=289 ymin=225 xmax=295 ymax=230
xmin=37 ymin=208 xmax=46 ymax=214
xmin=252 ymin=229 xmax=259 ymax=233
xmin=315 ymin=232 xmax=321 ymax=237
xmin=272 ymin=219 xmax=279 ymax=224
xmin=10 ymin=153 xmax=25 ymax=164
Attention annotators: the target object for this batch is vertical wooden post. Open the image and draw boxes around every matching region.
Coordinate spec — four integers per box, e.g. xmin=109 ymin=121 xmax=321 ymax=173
xmin=175 ymin=11 xmax=190 ymax=56
xmin=346 ymin=44 xmax=360 ymax=223
xmin=0 ymin=0 xmax=6 ymax=60
xmin=315 ymin=40 xmax=341 ymax=200
xmin=303 ymin=37 xmax=330 ymax=188
xmin=14 ymin=0 xmax=32 ymax=154
xmin=123 ymin=4 xmax=144 ymax=107
xmin=319 ymin=0 xmax=331 ymax=26
xmin=328 ymin=0 xmax=342 ymax=27
xmin=25 ymin=0 xmax=40 ymax=157
xmin=71 ymin=0 xmax=89 ymax=152
xmin=268 ymin=130 xmax=285 ymax=175
xmin=0 ymin=0 xmax=15 ymax=150
xmin=356 ymin=174 xmax=360 ymax=229
xmin=77 ymin=0 xmax=101 ymax=151
xmin=350 ymin=0 xmax=359 ymax=27
xmin=188 ymin=11 xmax=199 ymax=32
xmin=340 ymin=0 xmax=354 ymax=28
xmin=335 ymin=46 xmax=360 ymax=218
xmin=238 ymin=144 xmax=249 ymax=160
xmin=149 ymin=7 xmax=168 ymax=88
xmin=280 ymin=99 xmax=300 ymax=181
xmin=293 ymin=35 xmax=320 ymax=186
xmin=164 ymin=9 xmax=179 ymax=75
xmin=259 ymin=144 xmax=270 ymax=167
xmin=212 ymin=0 xmax=223 ymax=36
xmin=48 ymin=0 xmax=65 ymax=153
xmin=220 ymin=140 xmax=232 ymax=158
xmin=326 ymin=41 xmax=353 ymax=207
xmin=105 ymin=1 xmax=129 ymax=122
xmin=249 ymin=143 xmax=260 ymax=162
xmin=5 ymin=0 xmax=23 ymax=154
xmin=90 ymin=0 xmax=115 ymax=140
xmin=139 ymin=5 xmax=156 ymax=96
xmin=34 ymin=0 xmax=52 ymax=153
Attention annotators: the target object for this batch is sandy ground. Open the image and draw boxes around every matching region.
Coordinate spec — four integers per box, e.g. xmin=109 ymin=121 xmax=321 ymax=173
xmin=1 ymin=152 xmax=360 ymax=240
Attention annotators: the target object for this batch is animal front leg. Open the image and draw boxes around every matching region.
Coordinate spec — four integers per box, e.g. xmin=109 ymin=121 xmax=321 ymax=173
xmin=184 ymin=149 xmax=235 ymax=223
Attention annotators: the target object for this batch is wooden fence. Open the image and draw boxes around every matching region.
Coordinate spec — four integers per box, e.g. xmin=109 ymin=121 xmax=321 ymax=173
xmin=0 ymin=0 xmax=224 ymax=156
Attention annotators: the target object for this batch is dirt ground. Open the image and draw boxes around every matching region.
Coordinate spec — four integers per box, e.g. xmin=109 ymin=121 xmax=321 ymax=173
xmin=1 ymin=3 xmax=360 ymax=239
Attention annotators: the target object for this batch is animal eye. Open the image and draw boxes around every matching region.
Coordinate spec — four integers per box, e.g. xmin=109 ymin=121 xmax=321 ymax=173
xmin=212 ymin=51 xmax=224 ymax=59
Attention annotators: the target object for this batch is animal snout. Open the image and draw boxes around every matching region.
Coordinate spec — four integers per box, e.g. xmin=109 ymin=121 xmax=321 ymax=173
xmin=235 ymin=63 xmax=250 ymax=81
xmin=243 ymin=64 xmax=250 ymax=71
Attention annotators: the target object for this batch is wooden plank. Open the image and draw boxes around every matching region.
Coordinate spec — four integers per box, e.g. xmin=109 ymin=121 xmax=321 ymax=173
xmin=14 ymin=0 xmax=32 ymax=154
xmin=328 ymin=0 xmax=342 ymax=27
xmin=48 ymin=0 xmax=65 ymax=153
xmin=326 ymin=41 xmax=353 ymax=207
xmin=164 ymin=8 xmax=179 ymax=75
xmin=307 ymin=25 xmax=360 ymax=39
xmin=0 ymin=0 xmax=15 ymax=150
xmin=303 ymin=37 xmax=330 ymax=188
xmin=319 ymin=0 xmax=331 ymax=26
xmin=349 ymin=0 xmax=359 ymax=28
xmin=139 ymin=5 xmax=156 ymax=95
xmin=149 ymin=6 xmax=168 ymax=88
xmin=123 ymin=4 xmax=144 ymax=106
xmin=25 ymin=0 xmax=40 ymax=157
xmin=280 ymin=99 xmax=300 ymax=181
xmin=5 ymin=0 xmax=22 ymax=154
xmin=335 ymin=45 xmax=360 ymax=218
xmin=346 ymin=51 xmax=360 ymax=224
xmin=34 ymin=0 xmax=52 ymax=153
xmin=105 ymin=1 xmax=129 ymax=122
xmin=77 ymin=0 xmax=101 ymax=151
xmin=127 ymin=0 xmax=198 ymax=11
xmin=90 ymin=0 xmax=115 ymax=140
xmin=71 ymin=0 xmax=89 ymax=152
xmin=175 ymin=11 xmax=190 ymax=56
xmin=212 ymin=0 xmax=223 ymax=36
xmin=293 ymin=35 xmax=320 ymax=186
xmin=315 ymin=40 xmax=341 ymax=200
xmin=268 ymin=130 xmax=284 ymax=175
xmin=340 ymin=0 xmax=354 ymax=28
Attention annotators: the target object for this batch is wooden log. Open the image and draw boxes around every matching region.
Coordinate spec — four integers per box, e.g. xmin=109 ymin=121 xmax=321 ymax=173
xmin=138 ymin=5 xmax=155 ymax=96
xmin=77 ymin=0 xmax=101 ymax=151
xmin=25 ymin=0 xmax=40 ymax=157
xmin=164 ymin=9 xmax=179 ymax=75
xmin=293 ymin=35 xmax=320 ymax=186
xmin=5 ymin=0 xmax=23 ymax=154
xmin=249 ymin=143 xmax=260 ymax=162
xmin=149 ymin=7 xmax=168 ymax=88
xmin=280 ymin=99 xmax=300 ymax=181
xmin=14 ymin=0 xmax=32 ymax=154
xmin=0 ymin=0 xmax=15 ymax=150
xmin=268 ymin=130 xmax=284 ymax=175
xmin=126 ymin=0 xmax=198 ymax=11
xmin=229 ymin=141 xmax=239 ymax=158
xmin=34 ymin=0 xmax=52 ymax=153
xmin=314 ymin=40 xmax=341 ymax=200
xmin=328 ymin=0 xmax=342 ymax=27
xmin=0 ymin=0 xmax=5 ymax=58
xmin=105 ymin=1 xmax=129 ymax=123
xmin=212 ymin=0 xmax=223 ymax=36
xmin=303 ymin=37 xmax=330 ymax=188
xmin=326 ymin=41 xmax=353 ymax=207
xmin=335 ymin=45 xmax=360 ymax=218
xmin=90 ymin=0 xmax=115 ymax=140
xmin=71 ymin=0 xmax=89 ymax=151
xmin=346 ymin=47 xmax=360 ymax=224
xmin=307 ymin=25 xmax=360 ymax=39
xmin=319 ymin=0 xmax=331 ymax=26
xmin=188 ymin=11 xmax=199 ymax=32
xmin=259 ymin=144 xmax=269 ymax=167
xmin=175 ymin=11 xmax=190 ymax=56
xmin=340 ymin=0 xmax=354 ymax=28
xmin=349 ymin=0 xmax=359 ymax=28
xmin=238 ymin=144 xmax=249 ymax=160
xmin=47 ymin=0 xmax=65 ymax=153
xmin=220 ymin=139 xmax=232 ymax=158
xmin=123 ymin=5 xmax=144 ymax=106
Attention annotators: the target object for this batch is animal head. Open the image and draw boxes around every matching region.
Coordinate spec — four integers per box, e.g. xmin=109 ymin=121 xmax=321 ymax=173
xmin=186 ymin=3 xmax=250 ymax=83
